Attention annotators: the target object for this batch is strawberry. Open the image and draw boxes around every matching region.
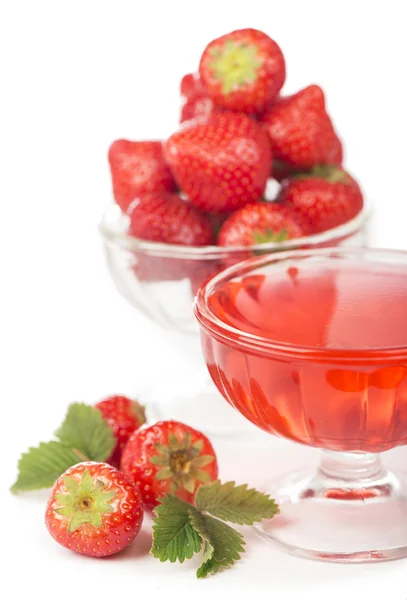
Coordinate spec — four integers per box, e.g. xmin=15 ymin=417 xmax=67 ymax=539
xmin=180 ymin=72 xmax=222 ymax=123
xmin=128 ymin=192 xmax=214 ymax=245
xmin=95 ymin=396 xmax=146 ymax=468
xmin=180 ymin=72 xmax=204 ymax=99
xmin=129 ymin=193 xmax=214 ymax=285
xmin=261 ymin=85 xmax=343 ymax=169
xmin=181 ymin=94 xmax=220 ymax=123
xmin=121 ymin=420 xmax=218 ymax=509
xmin=199 ymin=28 xmax=285 ymax=114
xmin=218 ymin=202 xmax=307 ymax=247
xmin=272 ymin=135 xmax=343 ymax=183
xmin=279 ymin=166 xmax=364 ymax=233
xmin=108 ymin=140 xmax=176 ymax=213
xmin=164 ymin=112 xmax=272 ymax=213
xmin=45 ymin=462 xmax=144 ymax=557
xmin=330 ymin=133 xmax=344 ymax=165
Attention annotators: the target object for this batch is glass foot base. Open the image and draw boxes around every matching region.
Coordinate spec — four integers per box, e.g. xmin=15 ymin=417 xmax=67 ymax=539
xmin=141 ymin=369 xmax=261 ymax=439
xmin=255 ymin=457 xmax=407 ymax=562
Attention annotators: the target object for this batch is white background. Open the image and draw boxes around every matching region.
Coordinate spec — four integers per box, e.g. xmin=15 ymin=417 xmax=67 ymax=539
xmin=1 ymin=1 xmax=407 ymax=598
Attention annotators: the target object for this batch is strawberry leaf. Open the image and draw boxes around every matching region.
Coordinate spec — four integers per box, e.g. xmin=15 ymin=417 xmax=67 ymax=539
xmin=188 ymin=509 xmax=245 ymax=578
xmin=11 ymin=442 xmax=81 ymax=494
xmin=55 ymin=403 xmax=115 ymax=462
xmin=151 ymin=482 xmax=279 ymax=578
xmin=253 ymin=228 xmax=288 ymax=245
xmin=195 ymin=480 xmax=279 ymax=525
xmin=151 ymin=495 xmax=202 ymax=563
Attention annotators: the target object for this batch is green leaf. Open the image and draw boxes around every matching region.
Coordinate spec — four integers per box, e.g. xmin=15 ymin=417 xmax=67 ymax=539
xmin=193 ymin=440 xmax=204 ymax=452
xmin=202 ymin=539 xmax=215 ymax=564
xmin=168 ymin=433 xmax=179 ymax=451
xmin=11 ymin=442 xmax=82 ymax=494
xmin=97 ymin=503 xmax=114 ymax=514
xmin=151 ymin=495 xmax=202 ymax=563
xmin=182 ymin=475 xmax=196 ymax=494
xmin=193 ymin=470 xmax=213 ymax=483
xmin=68 ymin=512 xmax=92 ymax=533
xmin=180 ymin=431 xmax=191 ymax=450
xmin=155 ymin=467 xmax=173 ymax=480
xmin=54 ymin=493 xmax=75 ymax=506
xmin=54 ymin=506 xmax=75 ymax=517
xmin=98 ymin=491 xmax=116 ymax=504
xmin=80 ymin=469 xmax=93 ymax=495
xmin=89 ymin=512 xmax=102 ymax=529
xmin=191 ymin=455 xmax=215 ymax=468
xmin=63 ymin=476 xmax=79 ymax=494
xmin=149 ymin=455 xmax=170 ymax=466
xmin=253 ymin=228 xmax=288 ymax=245
xmin=188 ymin=510 xmax=245 ymax=578
xmin=154 ymin=443 xmax=170 ymax=455
xmin=195 ymin=480 xmax=279 ymax=525
xmin=55 ymin=403 xmax=115 ymax=462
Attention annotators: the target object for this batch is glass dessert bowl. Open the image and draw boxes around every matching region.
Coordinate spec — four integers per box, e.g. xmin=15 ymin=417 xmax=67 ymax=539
xmin=99 ymin=203 xmax=369 ymax=437
xmin=194 ymin=247 xmax=407 ymax=561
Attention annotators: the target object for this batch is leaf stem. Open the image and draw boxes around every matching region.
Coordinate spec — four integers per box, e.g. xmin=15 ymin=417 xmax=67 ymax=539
xmin=72 ymin=448 xmax=89 ymax=462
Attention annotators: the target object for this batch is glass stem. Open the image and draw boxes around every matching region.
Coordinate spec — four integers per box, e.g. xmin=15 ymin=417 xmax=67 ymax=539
xmin=318 ymin=450 xmax=386 ymax=484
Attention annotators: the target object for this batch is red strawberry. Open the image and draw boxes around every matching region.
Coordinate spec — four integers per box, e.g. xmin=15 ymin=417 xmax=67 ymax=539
xmin=95 ymin=396 xmax=146 ymax=468
xmin=180 ymin=72 xmax=204 ymax=99
xmin=164 ymin=112 xmax=272 ymax=213
xmin=218 ymin=202 xmax=307 ymax=247
xmin=199 ymin=28 xmax=285 ymax=114
xmin=272 ymin=138 xmax=343 ymax=183
xmin=181 ymin=94 xmax=220 ymax=123
xmin=180 ymin=72 xmax=223 ymax=123
xmin=128 ymin=192 xmax=215 ymax=245
xmin=45 ymin=462 xmax=144 ymax=557
xmin=330 ymin=134 xmax=344 ymax=165
xmin=108 ymin=140 xmax=176 ymax=213
xmin=129 ymin=193 xmax=214 ymax=285
xmin=261 ymin=85 xmax=343 ymax=169
xmin=279 ymin=166 xmax=364 ymax=233
xmin=121 ymin=420 xmax=218 ymax=509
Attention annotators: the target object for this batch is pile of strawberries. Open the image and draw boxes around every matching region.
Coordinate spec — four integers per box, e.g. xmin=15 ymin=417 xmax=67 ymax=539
xmin=108 ymin=28 xmax=364 ymax=260
xmin=45 ymin=395 xmax=219 ymax=557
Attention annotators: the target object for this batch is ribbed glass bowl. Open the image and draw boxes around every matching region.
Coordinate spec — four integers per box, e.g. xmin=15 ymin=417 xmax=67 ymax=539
xmin=99 ymin=202 xmax=370 ymax=334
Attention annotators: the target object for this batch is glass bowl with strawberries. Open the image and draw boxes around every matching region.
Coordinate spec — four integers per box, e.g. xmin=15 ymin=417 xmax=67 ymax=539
xmin=99 ymin=28 xmax=371 ymax=437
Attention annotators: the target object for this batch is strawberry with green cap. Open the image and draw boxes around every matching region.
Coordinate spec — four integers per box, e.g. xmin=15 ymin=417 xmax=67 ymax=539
xmin=279 ymin=165 xmax=364 ymax=234
xmin=121 ymin=421 xmax=219 ymax=509
xmin=218 ymin=202 xmax=308 ymax=247
xmin=199 ymin=28 xmax=286 ymax=114
xmin=45 ymin=462 xmax=144 ymax=557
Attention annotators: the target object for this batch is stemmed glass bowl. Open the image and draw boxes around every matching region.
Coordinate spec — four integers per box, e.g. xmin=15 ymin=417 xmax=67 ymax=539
xmin=99 ymin=203 xmax=369 ymax=437
xmin=194 ymin=246 xmax=407 ymax=561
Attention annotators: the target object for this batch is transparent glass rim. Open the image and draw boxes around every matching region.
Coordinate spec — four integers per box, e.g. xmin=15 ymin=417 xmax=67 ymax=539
xmin=194 ymin=246 xmax=407 ymax=363
xmin=98 ymin=202 xmax=371 ymax=260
